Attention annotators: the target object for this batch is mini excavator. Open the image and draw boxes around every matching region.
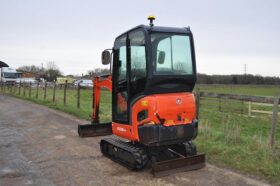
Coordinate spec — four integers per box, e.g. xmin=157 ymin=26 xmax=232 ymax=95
xmin=78 ymin=16 xmax=205 ymax=177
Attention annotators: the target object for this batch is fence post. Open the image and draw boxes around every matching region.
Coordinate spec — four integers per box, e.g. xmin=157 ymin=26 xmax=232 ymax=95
xmin=270 ymin=96 xmax=279 ymax=148
xmin=44 ymin=81 xmax=47 ymax=100
xmin=219 ymin=97 xmax=221 ymax=111
xmin=248 ymin=101 xmax=252 ymax=117
xmin=63 ymin=80 xmax=67 ymax=105
xmin=19 ymin=81 xmax=21 ymax=95
xmin=23 ymin=83 xmax=26 ymax=96
xmin=195 ymin=89 xmax=200 ymax=119
xmin=77 ymin=83 xmax=81 ymax=108
xmin=36 ymin=82 xmax=39 ymax=99
xmin=52 ymin=81 xmax=56 ymax=102
xmin=241 ymin=100 xmax=244 ymax=114
xmin=29 ymin=82 xmax=32 ymax=97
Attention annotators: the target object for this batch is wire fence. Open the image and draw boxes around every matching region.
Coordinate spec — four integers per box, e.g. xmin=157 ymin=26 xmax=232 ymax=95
xmin=195 ymin=90 xmax=280 ymax=148
xmin=0 ymin=82 xmax=112 ymax=122
xmin=1 ymin=82 xmax=279 ymax=148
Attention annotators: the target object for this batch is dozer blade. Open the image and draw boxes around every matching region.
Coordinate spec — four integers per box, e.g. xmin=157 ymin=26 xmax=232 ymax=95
xmin=78 ymin=122 xmax=112 ymax=137
xmin=152 ymin=153 xmax=206 ymax=177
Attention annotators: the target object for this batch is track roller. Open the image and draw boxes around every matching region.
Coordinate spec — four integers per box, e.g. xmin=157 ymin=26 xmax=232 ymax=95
xmin=100 ymin=138 xmax=148 ymax=170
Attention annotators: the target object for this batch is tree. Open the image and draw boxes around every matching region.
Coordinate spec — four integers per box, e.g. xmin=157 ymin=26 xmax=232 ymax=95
xmin=197 ymin=73 xmax=280 ymax=85
xmin=17 ymin=65 xmax=41 ymax=74
xmin=45 ymin=61 xmax=62 ymax=81
xmin=17 ymin=65 xmax=43 ymax=80
xmin=86 ymin=68 xmax=110 ymax=78
xmin=17 ymin=62 xmax=62 ymax=82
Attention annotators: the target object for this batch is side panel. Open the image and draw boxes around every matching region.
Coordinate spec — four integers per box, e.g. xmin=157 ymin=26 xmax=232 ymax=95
xmin=112 ymin=122 xmax=134 ymax=140
xmin=112 ymin=93 xmax=197 ymax=144
xmin=131 ymin=93 xmax=196 ymax=127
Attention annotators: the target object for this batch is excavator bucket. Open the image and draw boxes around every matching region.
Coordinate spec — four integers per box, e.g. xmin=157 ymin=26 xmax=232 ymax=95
xmin=78 ymin=122 xmax=112 ymax=137
xmin=152 ymin=153 xmax=206 ymax=177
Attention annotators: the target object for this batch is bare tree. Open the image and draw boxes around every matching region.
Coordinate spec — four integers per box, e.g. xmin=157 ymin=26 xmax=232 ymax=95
xmin=86 ymin=68 xmax=110 ymax=78
xmin=17 ymin=65 xmax=41 ymax=74
xmin=45 ymin=61 xmax=62 ymax=82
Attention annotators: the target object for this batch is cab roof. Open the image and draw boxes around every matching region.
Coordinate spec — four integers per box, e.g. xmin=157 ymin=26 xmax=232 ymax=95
xmin=116 ymin=24 xmax=192 ymax=40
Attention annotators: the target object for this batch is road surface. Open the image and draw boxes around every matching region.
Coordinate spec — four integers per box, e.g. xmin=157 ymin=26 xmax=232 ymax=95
xmin=0 ymin=94 xmax=271 ymax=186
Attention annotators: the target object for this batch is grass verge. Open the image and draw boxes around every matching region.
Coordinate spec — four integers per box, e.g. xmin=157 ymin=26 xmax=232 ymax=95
xmin=1 ymin=85 xmax=279 ymax=184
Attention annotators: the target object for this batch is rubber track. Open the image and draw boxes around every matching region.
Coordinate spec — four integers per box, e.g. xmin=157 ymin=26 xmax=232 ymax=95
xmin=100 ymin=138 xmax=148 ymax=170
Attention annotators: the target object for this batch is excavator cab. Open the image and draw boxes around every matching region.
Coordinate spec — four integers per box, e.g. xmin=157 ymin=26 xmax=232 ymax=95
xmin=78 ymin=17 xmax=205 ymax=177
xmin=111 ymin=24 xmax=198 ymax=144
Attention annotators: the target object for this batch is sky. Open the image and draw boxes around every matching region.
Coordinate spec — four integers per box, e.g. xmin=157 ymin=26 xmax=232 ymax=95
xmin=0 ymin=0 xmax=279 ymax=77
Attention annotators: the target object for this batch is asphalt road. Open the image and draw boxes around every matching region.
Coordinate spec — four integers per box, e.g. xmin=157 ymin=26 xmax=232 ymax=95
xmin=0 ymin=94 xmax=271 ymax=186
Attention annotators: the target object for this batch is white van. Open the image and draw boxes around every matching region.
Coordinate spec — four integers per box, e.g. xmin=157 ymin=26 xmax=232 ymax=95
xmin=0 ymin=67 xmax=22 ymax=84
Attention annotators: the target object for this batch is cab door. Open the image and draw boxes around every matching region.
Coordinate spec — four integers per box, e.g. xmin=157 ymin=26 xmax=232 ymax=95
xmin=112 ymin=35 xmax=129 ymax=124
xmin=112 ymin=30 xmax=147 ymax=125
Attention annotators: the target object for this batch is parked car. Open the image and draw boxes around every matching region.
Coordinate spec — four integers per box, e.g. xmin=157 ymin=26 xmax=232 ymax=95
xmin=73 ymin=79 xmax=82 ymax=87
xmin=74 ymin=79 xmax=93 ymax=88
xmin=16 ymin=78 xmax=37 ymax=84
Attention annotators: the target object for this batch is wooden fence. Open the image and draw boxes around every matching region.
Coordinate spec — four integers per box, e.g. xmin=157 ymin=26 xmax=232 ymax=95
xmin=197 ymin=91 xmax=279 ymax=148
xmin=1 ymin=83 xmax=279 ymax=148
xmin=0 ymin=81 xmax=91 ymax=109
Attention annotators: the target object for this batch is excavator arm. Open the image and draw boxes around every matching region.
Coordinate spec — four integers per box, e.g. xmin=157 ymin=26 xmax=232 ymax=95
xmin=78 ymin=75 xmax=113 ymax=137
xmin=91 ymin=75 xmax=112 ymax=123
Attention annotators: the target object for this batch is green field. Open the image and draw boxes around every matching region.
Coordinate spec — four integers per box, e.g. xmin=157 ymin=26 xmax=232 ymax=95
xmin=1 ymin=84 xmax=280 ymax=185
xmin=0 ymin=86 xmax=111 ymax=121
xmin=197 ymin=97 xmax=280 ymax=184
xmin=198 ymin=84 xmax=280 ymax=96
xmin=197 ymin=85 xmax=280 ymax=184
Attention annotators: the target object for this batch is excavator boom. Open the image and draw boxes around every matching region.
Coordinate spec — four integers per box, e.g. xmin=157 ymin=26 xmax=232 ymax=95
xmin=78 ymin=75 xmax=112 ymax=137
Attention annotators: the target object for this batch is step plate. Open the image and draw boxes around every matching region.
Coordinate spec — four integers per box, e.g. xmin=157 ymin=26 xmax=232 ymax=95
xmin=152 ymin=153 xmax=206 ymax=177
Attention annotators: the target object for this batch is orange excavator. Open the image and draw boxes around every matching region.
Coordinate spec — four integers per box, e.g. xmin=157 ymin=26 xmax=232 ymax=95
xmin=78 ymin=16 xmax=205 ymax=177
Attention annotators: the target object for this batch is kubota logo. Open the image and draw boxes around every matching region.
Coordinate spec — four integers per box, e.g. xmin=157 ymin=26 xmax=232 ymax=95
xmin=176 ymin=98 xmax=183 ymax=105
xmin=117 ymin=127 xmax=126 ymax=132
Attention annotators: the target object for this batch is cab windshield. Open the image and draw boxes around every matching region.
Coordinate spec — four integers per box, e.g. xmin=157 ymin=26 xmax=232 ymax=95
xmin=151 ymin=33 xmax=193 ymax=75
xmin=4 ymin=73 xmax=20 ymax=78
